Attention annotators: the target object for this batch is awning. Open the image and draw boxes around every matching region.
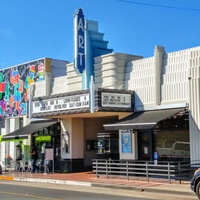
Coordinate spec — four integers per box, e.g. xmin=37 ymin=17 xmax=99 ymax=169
xmin=1 ymin=120 xmax=58 ymax=141
xmin=104 ymin=108 xmax=184 ymax=130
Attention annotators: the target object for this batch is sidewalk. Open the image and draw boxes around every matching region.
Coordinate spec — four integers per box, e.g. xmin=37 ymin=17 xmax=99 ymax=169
xmin=0 ymin=171 xmax=194 ymax=197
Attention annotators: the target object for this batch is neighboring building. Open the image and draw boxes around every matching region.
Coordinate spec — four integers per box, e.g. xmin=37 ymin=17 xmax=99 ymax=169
xmin=1 ymin=8 xmax=200 ymax=173
xmin=0 ymin=58 xmax=68 ymax=168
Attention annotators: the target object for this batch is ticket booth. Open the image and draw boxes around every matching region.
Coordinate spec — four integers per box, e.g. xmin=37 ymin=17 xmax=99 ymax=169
xmin=97 ymin=133 xmax=119 ymax=160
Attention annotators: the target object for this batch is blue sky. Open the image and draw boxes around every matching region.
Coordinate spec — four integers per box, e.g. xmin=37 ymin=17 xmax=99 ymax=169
xmin=1 ymin=0 xmax=200 ymax=69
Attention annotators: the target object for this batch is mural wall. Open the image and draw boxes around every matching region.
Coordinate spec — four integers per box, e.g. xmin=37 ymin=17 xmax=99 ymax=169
xmin=0 ymin=59 xmax=45 ymax=117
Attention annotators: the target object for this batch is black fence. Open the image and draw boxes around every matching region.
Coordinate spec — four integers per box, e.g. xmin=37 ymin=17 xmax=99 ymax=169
xmin=92 ymin=159 xmax=200 ymax=184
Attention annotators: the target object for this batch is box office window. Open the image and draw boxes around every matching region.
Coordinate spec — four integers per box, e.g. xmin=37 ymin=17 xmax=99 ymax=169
xmin=86 ymin=140 xmax=97 ymax=151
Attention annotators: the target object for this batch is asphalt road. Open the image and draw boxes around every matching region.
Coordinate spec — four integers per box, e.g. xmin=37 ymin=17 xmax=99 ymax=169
xmin=0 ymin=180 xmax=197 ymax=200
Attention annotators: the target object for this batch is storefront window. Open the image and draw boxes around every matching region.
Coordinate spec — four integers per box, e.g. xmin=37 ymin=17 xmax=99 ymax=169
xmin=32 ymin=122 xmax=61 ymax=172
xmin=154 ymin=129 xmax=190 ymax=161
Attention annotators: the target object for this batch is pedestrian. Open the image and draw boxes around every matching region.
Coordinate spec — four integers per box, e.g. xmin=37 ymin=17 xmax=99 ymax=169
xmin=30 ymin=144 xmax=39 ymax=173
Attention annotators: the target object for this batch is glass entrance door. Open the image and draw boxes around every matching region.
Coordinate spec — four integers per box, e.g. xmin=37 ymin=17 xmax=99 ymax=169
xmin=138 ymin=131 xmax=153 ymax=160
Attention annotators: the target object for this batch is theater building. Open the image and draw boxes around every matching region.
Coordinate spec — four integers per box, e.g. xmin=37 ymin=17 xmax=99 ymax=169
xmin=0 ymin=8 xmax=200 ymax=172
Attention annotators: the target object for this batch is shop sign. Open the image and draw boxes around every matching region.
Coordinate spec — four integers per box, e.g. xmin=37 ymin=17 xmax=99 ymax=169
xmin=32 ymin=93 xmax=89 ymax=114
xmin=35 ymin=135 xmax=51 ymax=142
xmin=45 ymin=148 xmax=53 ymax=161
xmin=101 ymin=92 xmax=131 ymax=108
xmin=74 ymin=8 xmax=85 ymax=74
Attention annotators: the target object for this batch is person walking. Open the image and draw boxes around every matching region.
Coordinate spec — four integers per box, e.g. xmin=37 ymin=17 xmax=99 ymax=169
xmin=30 ymin=144 xmax=39 ymax=173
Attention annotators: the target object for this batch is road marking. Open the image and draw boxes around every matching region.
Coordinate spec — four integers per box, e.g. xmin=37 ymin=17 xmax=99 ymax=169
xmin=0 ymin=190 xmax=63 ymax=199
xmin=0 ymin=176 xmax=14 ymax=180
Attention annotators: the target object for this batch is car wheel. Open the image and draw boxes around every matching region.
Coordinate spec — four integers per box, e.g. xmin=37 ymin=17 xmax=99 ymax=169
xmin=196 ymin=181 xmax=200 ymax=199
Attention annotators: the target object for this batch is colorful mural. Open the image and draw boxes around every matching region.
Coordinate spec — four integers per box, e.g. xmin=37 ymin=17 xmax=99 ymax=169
xmin=0 ymin=59 xmax=45 ymax=117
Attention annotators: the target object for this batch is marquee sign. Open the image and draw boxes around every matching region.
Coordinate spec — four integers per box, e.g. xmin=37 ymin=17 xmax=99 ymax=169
xmin=101 ymin=92 xmax=131 ymax=108
xmin=74 ymin=8 xmax=85 ymax=74
xmin=32 ymin=93 xmax=90 ymax=114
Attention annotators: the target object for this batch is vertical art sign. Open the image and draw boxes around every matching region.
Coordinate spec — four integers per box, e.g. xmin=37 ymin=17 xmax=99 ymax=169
xmin=121 ymin=130 xmax=131 ymax=153
xmin=74 ymin=8 xmax=85 ymax=74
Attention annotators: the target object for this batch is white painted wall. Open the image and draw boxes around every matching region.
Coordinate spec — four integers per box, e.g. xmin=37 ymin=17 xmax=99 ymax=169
xmin=125 ymin=47 xmax=190 ymax=110
xmin=66 ymin=63 xmax=82 ymax=92
xmin=188 ymin=47 xmax=200 ymax=163
xmin=161 ymin=49 xmax=190 ymax=104
xmin=125 ymin=57 xmax=155 ymax=108
xmin=9 ymin=118 xmax=20 ymax=160
xmin=94 ymin=53 xmax=142 ymax=89
xmin=0 ymin=118 xmax=9 ymax=167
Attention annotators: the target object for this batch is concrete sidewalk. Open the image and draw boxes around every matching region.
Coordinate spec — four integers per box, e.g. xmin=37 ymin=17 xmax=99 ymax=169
xmin=0 ymin=171 xmax=194 ymax=197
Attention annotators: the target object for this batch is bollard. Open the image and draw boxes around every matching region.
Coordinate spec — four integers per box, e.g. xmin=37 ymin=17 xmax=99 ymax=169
xmin=154 ymin=152 xmax=158 ymax=165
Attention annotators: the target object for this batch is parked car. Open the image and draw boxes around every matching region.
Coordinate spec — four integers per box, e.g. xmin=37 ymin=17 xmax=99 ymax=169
xmin=191 ymin=168 xmax=200 ymax=199
xmin=156 ymin=141 xmax=190 ymax=161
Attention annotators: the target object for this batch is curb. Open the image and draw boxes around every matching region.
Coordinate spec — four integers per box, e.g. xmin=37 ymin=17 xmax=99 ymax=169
xmin=0 ymin=175 xmax=14 ymax=181
xmin=91 ymin=182 xmax=194 ymax=196
xmin=1 ymin=175 xmax=194 ymax=197
xmin=14 ymin=177 xmax=92 ymax=187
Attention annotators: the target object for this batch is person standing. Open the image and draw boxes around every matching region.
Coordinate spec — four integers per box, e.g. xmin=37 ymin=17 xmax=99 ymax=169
xmin=30 ymin=144 xmax=39 ymax=173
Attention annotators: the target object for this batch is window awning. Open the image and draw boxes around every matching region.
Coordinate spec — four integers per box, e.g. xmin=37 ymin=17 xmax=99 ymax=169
xmin=103 ymin=108 xmax=185 ymax=130
xmin=1 ymin=120 xmax=58 ymax=141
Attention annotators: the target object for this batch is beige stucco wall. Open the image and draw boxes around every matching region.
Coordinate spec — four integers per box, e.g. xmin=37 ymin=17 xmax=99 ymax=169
xmin=60 ymin=118 xmax=84 ymax=159
xmin=72 ymin=118 xmax=84 ymax=158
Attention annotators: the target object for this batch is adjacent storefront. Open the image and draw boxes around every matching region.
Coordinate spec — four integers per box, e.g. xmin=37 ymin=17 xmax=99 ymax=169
xmin=104 ymin=108 xmax=189 ymax=162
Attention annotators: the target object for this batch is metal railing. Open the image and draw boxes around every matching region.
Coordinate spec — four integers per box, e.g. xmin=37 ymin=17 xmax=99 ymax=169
xmin=92 ymin=159 xmax=199 ymax=184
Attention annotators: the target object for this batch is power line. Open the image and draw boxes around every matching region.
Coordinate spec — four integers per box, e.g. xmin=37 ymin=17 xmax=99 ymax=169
xmin=116 ymin=0 xmax=200 ymax=12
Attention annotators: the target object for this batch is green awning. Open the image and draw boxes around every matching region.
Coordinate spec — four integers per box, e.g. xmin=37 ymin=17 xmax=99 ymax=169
xmin=1 ymin=120 xmax=58 ymax=141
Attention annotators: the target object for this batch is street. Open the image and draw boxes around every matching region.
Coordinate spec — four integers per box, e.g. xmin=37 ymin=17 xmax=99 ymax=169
xmin=0 ymin=180 xmax=197 ymax=200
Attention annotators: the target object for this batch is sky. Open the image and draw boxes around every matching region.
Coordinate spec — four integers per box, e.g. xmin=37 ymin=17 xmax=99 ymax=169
xmin=1 ymin=0 xmax=200 ymax=69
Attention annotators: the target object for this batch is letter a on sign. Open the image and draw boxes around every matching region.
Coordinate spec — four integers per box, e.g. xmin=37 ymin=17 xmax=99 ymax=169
xmin=74 ymin=8 xmax=85 ymax=74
